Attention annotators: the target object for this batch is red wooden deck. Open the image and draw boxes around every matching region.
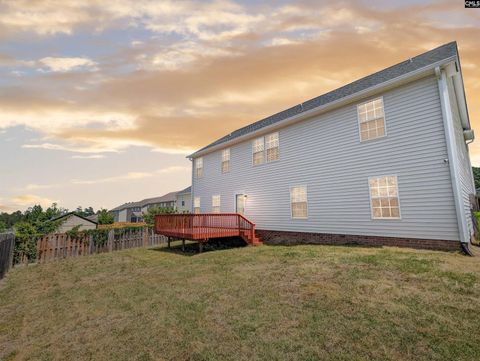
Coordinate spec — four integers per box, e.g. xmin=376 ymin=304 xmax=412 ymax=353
xmin=154 ymin=213 xmax=262 ymax=245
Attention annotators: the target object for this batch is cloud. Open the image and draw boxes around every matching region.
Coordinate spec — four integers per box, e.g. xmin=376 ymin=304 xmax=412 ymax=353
xmin=11 ymin=194 xmax=58 ymax=208
xmin=0 ymin=0 xmax=478 ymax=162
xmin=71 ymin=165 xmax=190 ymax=185
xmin=38 ymin=57 xmax=97 ymax=72
xmin=71 ymin=154 xmax=105 ymax=159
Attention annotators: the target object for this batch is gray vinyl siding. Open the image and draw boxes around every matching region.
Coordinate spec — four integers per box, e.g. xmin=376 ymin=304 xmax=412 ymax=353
xmin=448 ymin=77 xmax=475 ymax=239
xmin=193 ymin=75 xmax=460 ymax=241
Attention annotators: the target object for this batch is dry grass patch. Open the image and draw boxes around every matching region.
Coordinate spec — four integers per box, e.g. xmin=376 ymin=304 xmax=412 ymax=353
xmin=0 ymin=243 xmax=479 ymax=360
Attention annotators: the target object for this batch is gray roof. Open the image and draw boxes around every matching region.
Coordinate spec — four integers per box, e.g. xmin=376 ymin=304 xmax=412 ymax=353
xmin=191 ymin=42 xmax=458 ymax=157
xmin=49 ymin=212 xmax=98 ymax=225
xmin=176 ymin=186 xmax=191 ymax=195
xmin=110 ymin=187 xmax=190 ymax=211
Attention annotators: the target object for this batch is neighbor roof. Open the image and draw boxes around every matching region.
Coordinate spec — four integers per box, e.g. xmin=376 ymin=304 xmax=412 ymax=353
xmin=176 ymin=186 xmax=191 ymax=195
xmin=49 ymin=212 xmax=98 ymax=225
xmin=189 ymin=42 xmax=458 ymax=158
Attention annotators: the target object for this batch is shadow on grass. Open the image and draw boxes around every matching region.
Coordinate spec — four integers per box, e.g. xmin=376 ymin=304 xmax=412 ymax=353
xmin=149 ymin=237 xmax=247 ymax=256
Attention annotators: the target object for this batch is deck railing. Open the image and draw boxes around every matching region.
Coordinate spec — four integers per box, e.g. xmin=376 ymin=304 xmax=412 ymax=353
xmin=154 ymin=213 xmax=256 ymax=243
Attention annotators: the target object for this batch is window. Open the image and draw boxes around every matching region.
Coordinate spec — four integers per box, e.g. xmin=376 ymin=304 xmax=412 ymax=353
xmin=252 ymin=137 xmax=264 ymax=165
xmin=181 ymin=200 xmax=185 ymax=207
xmin=265 ymin=132 xmax=279 ymax=162
xmin=358 ymin=98 xmax=386 ymax=141
xmin=212 ymin=195 xmax=221 ymax=213
xmin=252 ymin=132 xmax=279 ymax=165
xmin=221 ymin=148 xmax=230 ymax=173
xmin=195 ymin=157 xmax=203 ymax=178
xmin=194 ymin=197 xmax=201 ymax=214
xmin=369 ymin=176 xmax=400 ymax=219
xmin=290 ymin=186 xmax=308 ymax=219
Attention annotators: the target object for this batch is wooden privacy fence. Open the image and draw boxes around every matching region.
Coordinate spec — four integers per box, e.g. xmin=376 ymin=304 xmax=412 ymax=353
xmin=0 ymin=232 xmax=15 ymax=280
xmin=37 ymin=228 xmax=166 ymax=263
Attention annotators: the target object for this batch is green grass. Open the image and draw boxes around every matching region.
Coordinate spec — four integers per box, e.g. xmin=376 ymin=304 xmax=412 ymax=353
xmin=1 ymin=243 xmax=479 ymax=361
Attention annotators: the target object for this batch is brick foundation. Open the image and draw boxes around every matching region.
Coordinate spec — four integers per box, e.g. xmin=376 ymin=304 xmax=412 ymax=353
xmin=255 ymin=229 xmax=461 ymax=252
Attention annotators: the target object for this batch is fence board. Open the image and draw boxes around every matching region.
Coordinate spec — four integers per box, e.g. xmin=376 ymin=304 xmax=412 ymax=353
xmin=0 ymin=233 xmax=15 ymax=280
xmin=35 ymin=228 xmax=166 ymax=263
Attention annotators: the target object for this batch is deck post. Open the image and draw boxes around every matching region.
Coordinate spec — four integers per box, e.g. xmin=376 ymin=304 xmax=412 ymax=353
xmin=182 ymin=239 xmax=185 ymax=252
xmin=199 ymin=241 xmax=203 ymax=253
xmin=168 ymin=237 xmax=171 ymax=249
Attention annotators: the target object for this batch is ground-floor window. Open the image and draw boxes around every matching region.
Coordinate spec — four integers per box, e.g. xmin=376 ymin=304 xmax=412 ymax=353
xmin=368 ymin=175 xmax=400 ymax=219
xmin=212 ymin=195 xmax=221 ymax=213
xmin=194 ymin=197 xmax=201 ymax=214
xmin=290 ymin=186 xmax=308 ymax=219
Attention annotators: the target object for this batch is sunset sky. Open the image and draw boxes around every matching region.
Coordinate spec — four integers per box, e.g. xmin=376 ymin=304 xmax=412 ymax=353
xmin=0 ymin=0 xmax=479 ymax=212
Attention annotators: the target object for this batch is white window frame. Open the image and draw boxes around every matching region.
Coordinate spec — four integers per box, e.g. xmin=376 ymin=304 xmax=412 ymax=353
xmin=195 ymin=157 xmax=203 ymax=178
xmin=357 ymin=97 xmax=387 ymax=143
xmin=212 ymin=195 xmax=221 ymax=213
xmin=252 ymin=132 xmax=279 ymax=166
xmin=265 ymin=132 xmax=279 ymax=162
xmin=221 ymin=148 xmax=230 ymax=173
xmin=368 ymin=175 xmax=401 ymax=220
xmin=252 ymin=137 xmax=265 ymax=166
xmin=194 ymin=197 xmax=201 ymax=214
xmin=290 ymin=185 xmax=308 ymax=219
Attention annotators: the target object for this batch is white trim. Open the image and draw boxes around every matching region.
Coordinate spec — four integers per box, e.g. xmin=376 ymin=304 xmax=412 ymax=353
xmin=367 ymin=175 xmax=402 ymax=220
xmin=290 ymin=185 xmax=308 ymax=219
xmin=437 ymin=67 xmax=469 ymax=244
xmin=188 ymin=56 xmax=456 ymax=159
xmin=357 ymin=96 xmax=388 ymax=143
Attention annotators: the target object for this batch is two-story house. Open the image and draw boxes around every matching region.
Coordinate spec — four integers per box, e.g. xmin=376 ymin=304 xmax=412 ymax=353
xmin=188 ymin=42 xmax=475 ymax=252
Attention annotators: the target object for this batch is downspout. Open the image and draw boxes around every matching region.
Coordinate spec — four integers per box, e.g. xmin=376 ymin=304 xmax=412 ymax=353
xmin=189 ymin=157 xmax=194 ymax=213
xmin=436 ymin=66 xmax=471 ymax=254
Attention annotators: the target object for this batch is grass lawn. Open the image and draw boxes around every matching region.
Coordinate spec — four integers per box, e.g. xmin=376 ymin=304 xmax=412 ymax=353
xmin=0 ymin=242 xmax=479 ymax=361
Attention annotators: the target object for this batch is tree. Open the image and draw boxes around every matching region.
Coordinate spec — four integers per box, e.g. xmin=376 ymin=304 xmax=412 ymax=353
xmin=473 ymin=167 xmax=480 ymax=190
xmin=143 ymin=206 xmax=176 ymax=226
xmin=97 ymin=209 xmax=114 ymax=225
xmin=0 ymin=220 xmax=6 ymax=233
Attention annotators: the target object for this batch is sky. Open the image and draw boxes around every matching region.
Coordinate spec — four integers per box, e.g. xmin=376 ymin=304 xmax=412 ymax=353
xmin=0 ymin=0 xmax=479 ymax=212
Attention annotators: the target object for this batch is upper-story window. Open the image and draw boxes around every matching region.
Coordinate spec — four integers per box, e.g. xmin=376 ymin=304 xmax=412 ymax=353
xmin=212 ymin=195 xmax=221 ymax=213
xmin=252 ymin=137 xmax=265 ymax=165
xmin=221 ymin=148 xmax=230 ymax=173
xmin=195 ymin=157 xmax=203 ymax=178
xmin=358 ymin=98 xmax=386 ymax=142
xmin=252 ymin=132 xmax=279 ymax=165
xmin=266 ymin=132 xmax=279 ymax=162
xmin=194 ymin=197 xmax=201 ymax=214
xmin=368 ymin=175 xmax=400 ymax=219
xmin=290 ymin=186 xmax=308 ymax=219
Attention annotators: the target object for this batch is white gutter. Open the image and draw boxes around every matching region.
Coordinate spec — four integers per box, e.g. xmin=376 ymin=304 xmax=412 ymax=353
xmin=188 ymin=56 xmax=457 ymax=159
xmin=436 ymin=66 xmax=470 ymax=245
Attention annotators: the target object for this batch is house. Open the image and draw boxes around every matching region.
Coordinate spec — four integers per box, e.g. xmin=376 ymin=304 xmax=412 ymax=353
xmin=176 ymin=186 xmax=192 ymax=213
xmin=50 ymin=212 xmax=98 ymax=233
xmin=186 ymin=42 xmax=476 ymax=252
xmin=110 ymin=188 xmax=190 ymax=222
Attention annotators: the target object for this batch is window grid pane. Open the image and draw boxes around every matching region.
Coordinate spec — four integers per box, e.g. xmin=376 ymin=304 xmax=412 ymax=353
xmin=290 ymin=186 xmax=307 ymax=218
xmin=253 ymin=151 xmax=264 ymax=165
xmin=194 ymin=197 xmax=200 ymax=208
xmin=222 ymin=160 xmax=230 ymax=173
xmin=358 ymin=98 xmax=386 ymax=141
xmin=369 ymin=176 xmax=400 ymax=219
xmin=195 ymin=158 xmax=203 ymax=177
xmin=212 ymin=195 xmax=220 ymax=213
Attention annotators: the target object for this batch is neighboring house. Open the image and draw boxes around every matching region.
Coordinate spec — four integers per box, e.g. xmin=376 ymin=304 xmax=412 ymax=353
xmin=188 ymin=42 xmax=476 ymax=252
xmin=176 ymin=186 xmax=192 ymax=213
xmin=51 ymin=212 xmax=98 ymax=233
xmin=110 ymin=189 xmax=189 ymax=222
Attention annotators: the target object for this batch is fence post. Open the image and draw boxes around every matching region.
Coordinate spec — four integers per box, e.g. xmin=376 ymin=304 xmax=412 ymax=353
xmin=8 ymin=234 xmax=15 ymax=270
xmin=143 ymin=228 xmax=148 ymax=247
xmin=108 ymin=230 xmax=114 ymax=252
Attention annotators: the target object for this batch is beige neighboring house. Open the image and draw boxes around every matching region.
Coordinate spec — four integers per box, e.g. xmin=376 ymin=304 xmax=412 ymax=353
xmin=51 ymin=212 xmax=98 ymax=233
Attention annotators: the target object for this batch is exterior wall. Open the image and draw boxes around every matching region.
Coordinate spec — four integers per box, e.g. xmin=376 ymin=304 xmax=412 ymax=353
xmin=57 ymin=215 xmax=97 ymax=233
xmin=176 ymin=193 xmax=192 ymax=213
xmin=193 ymin=75 xmax=460 ymax=242
xmin=118 ymin=209 xmax=127 ymax=222
xmin=447 ymin=76 xmax=476 ymax=240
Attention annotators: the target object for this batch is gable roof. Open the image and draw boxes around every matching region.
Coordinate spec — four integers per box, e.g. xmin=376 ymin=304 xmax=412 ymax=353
xmin=189 ymin=42 xmax=459 ymax=158
xmin=176 ymin=186 xmax=191 ymax=195
xmin=49 ymin=212 xmax=98 ymax=225
xmin=110 ymin=188 xmax=189 ymax=211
